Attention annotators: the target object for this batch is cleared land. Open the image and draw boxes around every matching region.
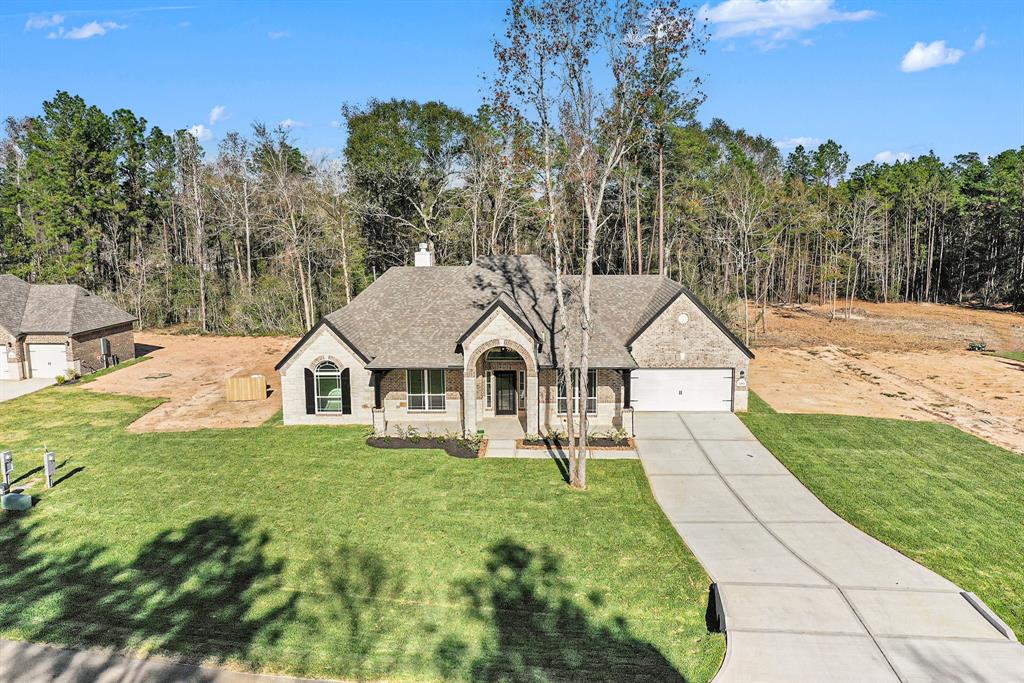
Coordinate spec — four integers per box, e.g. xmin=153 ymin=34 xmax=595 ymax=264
xmin=0 ymin=388 xmax=723 ymax=682
xmin=748 ymin=301 xmax=1024 ymax=453
xmin=741 ymin=396 xmax=1024 ymax=637
xmin=84 ymin=331 xmax=297 ymax=433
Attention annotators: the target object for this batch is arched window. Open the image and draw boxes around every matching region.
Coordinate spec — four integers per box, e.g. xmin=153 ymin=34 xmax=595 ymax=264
xmin=486 ymin=346 xmax=522 ymax=362
xmin=313 ymin=361 xmax=349 ymax=413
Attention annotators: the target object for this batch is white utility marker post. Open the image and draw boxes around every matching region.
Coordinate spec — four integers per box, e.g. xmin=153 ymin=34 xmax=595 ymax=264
xmin=1 ymin=450 xmax=12 ymax=493
xmin=43 ymin=449 xmax=56 ymax=489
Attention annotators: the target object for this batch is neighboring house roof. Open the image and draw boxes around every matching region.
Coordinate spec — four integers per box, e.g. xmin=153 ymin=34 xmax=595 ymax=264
xmin=279 ymin=255 xmax=751 ymax=371
xmin=0 ymin=274 xmax=135 ymax=336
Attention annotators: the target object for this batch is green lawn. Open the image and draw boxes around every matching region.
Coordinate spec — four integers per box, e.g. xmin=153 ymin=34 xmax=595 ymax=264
xmin=0 ymin=388 xmax=723 ymax=682
xmin=741 ymin=393 xmax=1024 ymax=635
xmin=991 ymin=351 xmax=1024 ymax=363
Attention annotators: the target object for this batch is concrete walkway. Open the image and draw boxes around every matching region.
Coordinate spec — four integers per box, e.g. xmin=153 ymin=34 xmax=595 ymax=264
xmin=0 ymin=639 xmax=334 ymax=683
xmin=0 ymin=377 xmax=55 ymax=402
xmin=634 ymin=412 xmax=1024 ymax=683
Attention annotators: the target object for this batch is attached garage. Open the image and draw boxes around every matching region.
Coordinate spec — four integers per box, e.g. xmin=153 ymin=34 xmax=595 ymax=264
xmin=630 ymin=368 xmax=734 ymax=412
xmin=28 ymin=343 xmax=69 ymax=378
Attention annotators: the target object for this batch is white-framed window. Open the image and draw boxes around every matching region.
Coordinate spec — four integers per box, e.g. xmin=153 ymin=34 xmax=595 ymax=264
xmin=518 ymin=370 xmax=526 ymax=406
xmin=315 ymin=361 xmax=344 ymax=413
xmin=485 ymin=370 xmax=493 ymax=410
xmin=407 ymin=369 xmax=446 ymax=411
xmin=557 ymin=368 xmax=597 ymax=414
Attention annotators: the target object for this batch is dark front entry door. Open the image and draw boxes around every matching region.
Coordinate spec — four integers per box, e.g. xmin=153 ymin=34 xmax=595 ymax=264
xmin=495 ymin=371 xmax=517 ymax=415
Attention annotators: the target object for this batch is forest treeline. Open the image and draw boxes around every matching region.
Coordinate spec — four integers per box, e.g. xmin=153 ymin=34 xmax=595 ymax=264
xmin=1 ymin=90 xmax=1021 ymax=339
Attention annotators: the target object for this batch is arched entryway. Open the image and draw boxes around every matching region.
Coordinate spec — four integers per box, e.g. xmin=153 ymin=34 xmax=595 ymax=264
xmin=463 ymin=338 xmax=539 ymax=436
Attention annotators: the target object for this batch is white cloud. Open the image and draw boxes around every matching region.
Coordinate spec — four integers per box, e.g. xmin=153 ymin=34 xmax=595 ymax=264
xmin=268 ymin=30 xmax=291 ymax=40
xmin=278 ymin=118 xmax=307 ymax=130
xmin=699 ymin=0 xmax=875 ymax=42
xmin=873 ymin=150 xmax=911 ymax=164
xmin=188 ymin=124 xmax=213 ymax=141
xmin=49 ymin=21 xmax=127 ymax=40
xmin=328 ymin=120 xmax=342 ymax=128
xmin=900 ymin=40 xmax=965 ymax=72
xmin=25 ymin=14 xmax=64 ymax=31
xmin=776 ymin=136 xmax=822 ymax=150
xmin=972 ymin=32 xmax=986 ymax=52
xmin=208 ymin=105 xmax=227 ymax=126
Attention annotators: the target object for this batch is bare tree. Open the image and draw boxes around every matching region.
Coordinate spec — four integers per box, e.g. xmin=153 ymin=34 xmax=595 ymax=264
xmin=494 ymin=0 xmax=702 ymax=488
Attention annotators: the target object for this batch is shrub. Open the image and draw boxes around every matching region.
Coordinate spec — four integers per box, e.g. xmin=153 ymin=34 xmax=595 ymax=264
xmin=604 ymin=427 xmax=630 ymax=445
xmin=55 ymin=375 xmax=66 ymax=385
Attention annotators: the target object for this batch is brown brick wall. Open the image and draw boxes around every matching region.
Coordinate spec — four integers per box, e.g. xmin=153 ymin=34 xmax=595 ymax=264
xmin=70 ymin=324 xmax=135 ymax=374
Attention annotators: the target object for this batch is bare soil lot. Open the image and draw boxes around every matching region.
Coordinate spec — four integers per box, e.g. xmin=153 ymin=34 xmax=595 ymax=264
xmin=748 ymin=302 xmax=1024 ymax=453
xmin=85 ymin=331 xmax=297 ymax=432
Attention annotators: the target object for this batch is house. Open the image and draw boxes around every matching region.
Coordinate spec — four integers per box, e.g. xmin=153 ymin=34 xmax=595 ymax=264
xmin=0 ymin=275 xmax=136 ymax=381
xmin=277 ymin=246 xmax=753 ymax=437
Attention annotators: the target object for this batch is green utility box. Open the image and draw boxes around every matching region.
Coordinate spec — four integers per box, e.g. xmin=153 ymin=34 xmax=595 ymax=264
xmin=1 ymin=493 xmax=32 ymax=511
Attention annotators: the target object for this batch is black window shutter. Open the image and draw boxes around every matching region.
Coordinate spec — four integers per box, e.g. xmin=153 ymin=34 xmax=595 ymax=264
xmin=341 ymin=368 xmax=352 ymax=414
xmin=304 ymin=368 xmax=315 ymax=414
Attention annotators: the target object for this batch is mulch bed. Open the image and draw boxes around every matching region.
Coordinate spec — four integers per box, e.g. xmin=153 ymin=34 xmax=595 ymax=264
xmin=516 ymin=437 xmax=636 ymax=451
xmin=366 ymin=436 xmax=483 ymax=459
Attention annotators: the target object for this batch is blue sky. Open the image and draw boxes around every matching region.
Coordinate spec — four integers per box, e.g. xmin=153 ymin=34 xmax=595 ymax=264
xmin=1 ymin=0 xmax=1022 ymax=167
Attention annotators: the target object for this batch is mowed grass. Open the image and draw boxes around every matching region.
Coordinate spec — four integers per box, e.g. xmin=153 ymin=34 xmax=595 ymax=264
xmin=0 ymin=388 xmax=723 ymax=682
xmin=741 ymin=394 xmax=1024 ymax=635
xmin=992 ymin=351 xmax=1024 ymax=363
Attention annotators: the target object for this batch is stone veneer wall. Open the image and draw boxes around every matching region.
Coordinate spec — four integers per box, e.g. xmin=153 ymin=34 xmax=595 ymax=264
xmin=0 ymin=329 xmax=23 ymax=379
xmin=280 ymin=325 xmax=375 ymax=425
xmin=629 ymin=292 xmax=750 ymax=411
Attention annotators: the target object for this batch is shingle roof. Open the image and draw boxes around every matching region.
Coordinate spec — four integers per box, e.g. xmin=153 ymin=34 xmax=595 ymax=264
xmin=0 ymin=275 xmax=135 ymax=336
xmin=283 ymin=255 xmax=749 ymax=371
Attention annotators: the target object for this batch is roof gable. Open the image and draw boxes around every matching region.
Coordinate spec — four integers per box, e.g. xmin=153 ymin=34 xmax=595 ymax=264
xmin=455 ymin=295 xmax=539 ymax=347
xmin=625 ymin=284 xmax=754 ymax=359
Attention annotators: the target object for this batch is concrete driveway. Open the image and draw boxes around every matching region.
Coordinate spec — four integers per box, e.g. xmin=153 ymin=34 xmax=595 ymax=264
xmin=635 ymin=412 xmax=1024 ymax=683
xmin=0 ymin=377 xmax=55 ymax=402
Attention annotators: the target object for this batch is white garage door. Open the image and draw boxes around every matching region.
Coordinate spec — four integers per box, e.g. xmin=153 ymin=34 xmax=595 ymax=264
xmin=0 ymin=352 xmax=9 ymax=380
xmin=28 ymin=343 xmax=69 ymax=378
xmin=631 ymin=368 xmax=734 ymax=412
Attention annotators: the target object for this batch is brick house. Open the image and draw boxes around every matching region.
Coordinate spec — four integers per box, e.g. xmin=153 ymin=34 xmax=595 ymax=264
xmin=0 ymin=275 xmax=136 ymax=380
xmin=277 ymin=247 xmax=753 ymax=437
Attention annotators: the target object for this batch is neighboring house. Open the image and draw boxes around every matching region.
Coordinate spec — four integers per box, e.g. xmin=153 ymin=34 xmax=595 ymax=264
xmin=0 ymin=275 xmax=136 ymax=381
xmin=277 ymin=246 xmax=753 ymax=436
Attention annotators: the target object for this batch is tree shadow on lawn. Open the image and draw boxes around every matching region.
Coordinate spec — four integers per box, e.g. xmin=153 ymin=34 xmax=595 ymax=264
xmin=1 ymin=515 xmax=689 ymax=682
xmin=0 ymin=513 xmax=297 ymax=681
xmin=291 ymin=540 xmax=410 ymax=681
xmin=435 ymin=538 xmax=687 ymax=682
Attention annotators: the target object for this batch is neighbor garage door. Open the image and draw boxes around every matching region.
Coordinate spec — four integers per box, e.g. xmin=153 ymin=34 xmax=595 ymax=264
xmin=631 ymin=368 xmax=734 ymax=412
xmin=28 ymin=343 xmax=69 ymax=378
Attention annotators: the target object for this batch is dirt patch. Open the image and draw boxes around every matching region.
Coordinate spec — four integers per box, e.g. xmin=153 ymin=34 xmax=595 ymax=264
xmin=748 ymin=302 xmax=1024 ymax=454
xmin=84 ymin=331 xmax=297 ymax=432
xmin=751 ymin=301 xmax=1024 ymax=352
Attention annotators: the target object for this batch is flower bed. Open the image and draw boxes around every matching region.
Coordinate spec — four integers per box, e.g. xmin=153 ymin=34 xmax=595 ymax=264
xmin=366 ymin=436 xmax=484 ymax=459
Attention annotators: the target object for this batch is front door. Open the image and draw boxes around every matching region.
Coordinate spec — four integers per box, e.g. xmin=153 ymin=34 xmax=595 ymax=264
xmin=495 ymin=371 xmax=517 ymax=415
